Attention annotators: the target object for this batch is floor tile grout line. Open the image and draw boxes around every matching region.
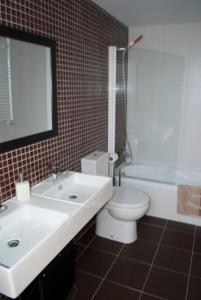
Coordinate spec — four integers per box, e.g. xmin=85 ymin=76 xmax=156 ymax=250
xmin=76 ymin=243 xmax=118 ymax=258
xmin=184 ymin=225 xmax=196 ymax=300
xmin=75 ymin=235 xmax=97 ymax=262
xmin=190 ymin=274 xmax=201 ymax=280
xmin=139 ymin=221 xmax=166 ymax=229
xmin=68 ymin=268 xmax=103 ymax=300
xmin=141 ymin=291 xmax=169 ymax=300
xmin=78 ymin=246 xmax=152 ymax=266
xmin=90 ymin=243 xmax=125 ymax=300
xmin=159 ymin=243 xmax=192 ymax=254
xmin=138 ymin=237 xmax=193 ymax=254
xmin=151 ymin=264 xmax=190 ymax=277
xmin=77 ymin=242 xmax=191 ymax=275
xmin=113 ymin=254 xmax=192 ymax=277
xmin=106 ymin=279 xmax=169 ymax=300
xmin=139 ymin=221 xmax=195 ymax=235
xmin=74 ymin=268 xmax=103 ymax=280
xmin=165 ymin=220 xmax=195 ymax=234
xmin=119 ymin=255 xmax=152 ymax=266
xmin=88 ymin=245 xmax=123 ymax=257
xmin=160 ymin=244 xmax=192 ymax=253
xmin=76 ymin=238 xmax=123 ymax=262
xmin=105 ymin=279 xmax=142 ymax=293
xmin=193 ymin=250 xmax=201 ymax=255
xmin=76 ymin=245 xmax=191 ymax=294
xmin=138 ymin=237 xmax=161 ymax=245
xmin=76 ymin=242 xmax=125 ymax=278
xmin=138 ymin=219 xmax=168 ymax=300
xmin=119 ymin=254 xmax=192 ymax=276
xmin=118 ymin=255 xmax=189 ymax=276
xmin=164 ymin=226 xmax=195 ymax=235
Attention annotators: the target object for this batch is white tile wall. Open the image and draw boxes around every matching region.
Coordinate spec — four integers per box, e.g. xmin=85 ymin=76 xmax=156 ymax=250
xmin=128 ymin=23 xmax=201 ymax=171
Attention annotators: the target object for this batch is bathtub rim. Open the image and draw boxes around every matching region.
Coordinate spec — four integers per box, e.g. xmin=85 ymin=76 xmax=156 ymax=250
xmin=118 ymin=173 xmax=201 ymax=226
xmin=117 ymin=162 xmax=201 ymax=187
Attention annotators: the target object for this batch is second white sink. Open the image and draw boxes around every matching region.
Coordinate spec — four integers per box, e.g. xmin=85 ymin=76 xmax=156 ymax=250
xmin=32 ymin=172 xmax=110 ymax=205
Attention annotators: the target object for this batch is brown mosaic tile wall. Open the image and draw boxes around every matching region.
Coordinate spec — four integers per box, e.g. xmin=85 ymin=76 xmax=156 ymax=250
xmin=0 ymin=0 xmax=128 ymax=203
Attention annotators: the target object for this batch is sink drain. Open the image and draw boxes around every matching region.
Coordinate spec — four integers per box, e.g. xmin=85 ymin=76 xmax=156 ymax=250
xmin=69 ymin=194 xmax=78 ymax=200
xmin=7 ymin=239 xmax=20 ymax=248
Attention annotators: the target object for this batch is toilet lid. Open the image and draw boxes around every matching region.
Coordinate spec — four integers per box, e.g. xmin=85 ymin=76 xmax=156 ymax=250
xmin=108 ymin=186 xmax=150 ymax=209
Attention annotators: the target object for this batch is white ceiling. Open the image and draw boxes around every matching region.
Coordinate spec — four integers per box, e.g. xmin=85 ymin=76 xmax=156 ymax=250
xmin=91 ymin=0 xmax=201 ymax=27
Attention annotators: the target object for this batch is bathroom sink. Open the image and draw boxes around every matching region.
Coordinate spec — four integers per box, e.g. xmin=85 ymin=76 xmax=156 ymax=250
xmin=32 ymin=172 xmax=110 ymax=205
xmin=0 ymin=172 xmax=113 ymax=298
xmin=0 ymin=202 xmax=67 ymax=267
xmin=0 ymin=201 xmax=68 ymax=298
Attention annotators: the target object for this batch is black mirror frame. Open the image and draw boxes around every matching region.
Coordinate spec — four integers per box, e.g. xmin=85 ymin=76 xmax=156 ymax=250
xmin=0 ymin=26 xmax=57 ymax=154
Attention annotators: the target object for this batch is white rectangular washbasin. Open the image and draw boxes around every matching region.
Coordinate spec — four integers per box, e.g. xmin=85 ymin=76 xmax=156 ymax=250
xmin=32 ymin=171 xmax=110 ymax=205
xmin=0 ymin=171 xmax=113 ymax=299
xmin=0 ymin=201 xmax=69 ymax=298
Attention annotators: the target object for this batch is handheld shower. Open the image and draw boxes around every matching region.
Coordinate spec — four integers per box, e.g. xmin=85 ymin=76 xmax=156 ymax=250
xmin=118 ymin=35 xmax=143 ymax=52
xmin=127 ymin=35 xmax=143 ymax=49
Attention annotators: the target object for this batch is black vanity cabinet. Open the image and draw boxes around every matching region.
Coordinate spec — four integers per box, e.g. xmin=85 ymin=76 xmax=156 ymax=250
xmin=12 ymin=242 xmax=75 ymax=300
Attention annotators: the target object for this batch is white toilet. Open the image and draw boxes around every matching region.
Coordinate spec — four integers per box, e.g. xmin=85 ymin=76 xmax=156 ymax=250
xmin=81 ymin=151 xmax=150 ymax=244
xmin=96 ymin=186 xmax=150 ymax=243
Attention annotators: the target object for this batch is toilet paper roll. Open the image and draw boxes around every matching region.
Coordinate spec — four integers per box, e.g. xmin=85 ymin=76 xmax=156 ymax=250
xmin=109 ymin=153 xmax=118 ymax=164
xmin=15 ymin=181 xmax=31 ymax=202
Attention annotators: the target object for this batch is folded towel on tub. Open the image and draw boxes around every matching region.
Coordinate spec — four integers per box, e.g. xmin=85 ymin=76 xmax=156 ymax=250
xmin=177 ymin=185 xmax=201 ymax=216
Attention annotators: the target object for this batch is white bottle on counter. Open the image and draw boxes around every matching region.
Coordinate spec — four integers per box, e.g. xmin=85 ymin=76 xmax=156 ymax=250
xmin=15 ymin=173 xmax=31 ymax=202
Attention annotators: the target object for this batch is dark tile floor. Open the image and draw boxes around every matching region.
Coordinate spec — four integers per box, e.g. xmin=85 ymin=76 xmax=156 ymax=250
xmin=70 ymin=216 xmax=201 ymax=300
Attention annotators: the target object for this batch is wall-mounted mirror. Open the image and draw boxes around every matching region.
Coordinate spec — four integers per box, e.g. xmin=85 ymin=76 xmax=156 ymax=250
xmin=0 ymin=26 xmax=57 ymax=153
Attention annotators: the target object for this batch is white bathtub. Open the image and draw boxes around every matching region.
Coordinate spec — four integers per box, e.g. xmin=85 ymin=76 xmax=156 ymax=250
xmin=119 ymin=164 xmax=201 ymax=226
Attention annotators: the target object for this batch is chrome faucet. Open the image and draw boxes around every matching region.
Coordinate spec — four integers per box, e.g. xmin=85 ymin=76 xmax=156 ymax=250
xmin=48 ymin=163 xmax=60 ymax=181
xmin=0 ymin=204 xmax=7 ymax=213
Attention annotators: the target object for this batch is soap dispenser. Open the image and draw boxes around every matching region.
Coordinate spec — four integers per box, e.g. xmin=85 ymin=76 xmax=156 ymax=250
xmin=15 ymin=173 xmax=31 ymax=202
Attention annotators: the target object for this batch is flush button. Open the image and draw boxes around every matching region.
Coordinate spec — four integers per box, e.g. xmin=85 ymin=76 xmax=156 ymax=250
xmin=69 ymin=194 xmax=78 ymax=199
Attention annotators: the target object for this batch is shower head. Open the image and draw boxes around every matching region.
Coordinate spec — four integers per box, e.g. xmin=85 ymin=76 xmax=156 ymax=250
xmin=117 ymin=35 xmax=143 ymax=52
xmin=127 ymin=35 xmax=143 ymax=49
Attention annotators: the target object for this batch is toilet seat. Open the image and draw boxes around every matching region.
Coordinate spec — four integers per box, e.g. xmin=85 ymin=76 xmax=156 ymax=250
xmin=107 ymin=186 xmax=149 ymax=209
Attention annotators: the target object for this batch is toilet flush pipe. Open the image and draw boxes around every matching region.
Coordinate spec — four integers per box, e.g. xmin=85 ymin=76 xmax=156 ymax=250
xmin=108 ymin=153 xmax=118 ymax=185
